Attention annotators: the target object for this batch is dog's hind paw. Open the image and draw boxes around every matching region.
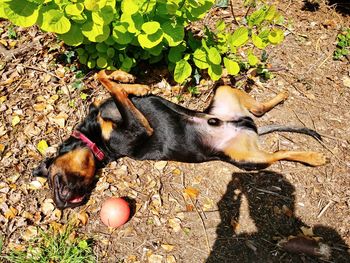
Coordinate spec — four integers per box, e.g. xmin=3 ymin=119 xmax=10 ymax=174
xmin=306 ymin=152 xmax=328 ymax=166
xmin=278 ymin=90 xmax=289 ymax=101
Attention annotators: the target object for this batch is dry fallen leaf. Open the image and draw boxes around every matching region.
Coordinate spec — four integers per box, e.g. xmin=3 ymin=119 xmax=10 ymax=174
xmin=77 ymin=211 xmax=89 ymax=226
xmin=342 ymin=76 xmax=350 ymax=88
xmin=183 ymin=187 xmax=199 ymax=199
xmin=148 ymin=254 xmax=163 ymax=263
xmin=22 ymin=226 xmax=38 ymax=241
xmin=11 ymin=115 xmax=20 ymax=126
xmin=154 ymin=161 xmax=167 ymax=171
xmin=168 ymin=218 xmax=181 ymax=232
xmin=202 ymin=197 xmax=214 ymax=211
xmin=301 ymin=226 xmax=314 ymax=237
xmin=4 ymin=206 xmax=18 ymax=220
xmin=41 ymin=199 xmax=55 ymax=215
xmin=166 ymin=255 xmax=177 ymax=263
xmin=37 ymin=140 xmax=49 ymax=156
xmin=161 ymin=244 xmax=174 ymax=252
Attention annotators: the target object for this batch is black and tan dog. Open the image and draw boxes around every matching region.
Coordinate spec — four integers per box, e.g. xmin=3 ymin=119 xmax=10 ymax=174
xmin=33 ymin=70 xmax=326 ymax=209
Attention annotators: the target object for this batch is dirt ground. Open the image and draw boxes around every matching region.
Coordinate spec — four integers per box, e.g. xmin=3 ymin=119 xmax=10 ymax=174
xmin=0 ymin=1 xmax=349 ymax=262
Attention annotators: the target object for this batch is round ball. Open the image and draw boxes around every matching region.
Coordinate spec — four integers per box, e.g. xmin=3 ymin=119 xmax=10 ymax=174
xmin=100 ymin=197 xmax=130 ymax=227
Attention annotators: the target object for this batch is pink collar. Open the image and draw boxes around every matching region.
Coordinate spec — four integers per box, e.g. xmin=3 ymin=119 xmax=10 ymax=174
xmin=71 ymin=130 xmax=105 ymax=161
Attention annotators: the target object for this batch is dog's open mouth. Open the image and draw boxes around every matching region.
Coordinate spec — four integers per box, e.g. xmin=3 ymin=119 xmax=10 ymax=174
xmin=68 ymin=195 xmax=85 ymax=204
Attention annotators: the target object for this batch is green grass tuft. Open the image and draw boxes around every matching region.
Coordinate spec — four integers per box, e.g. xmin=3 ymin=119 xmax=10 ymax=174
xmin=2 ymin=226 xmax=95 ymax=263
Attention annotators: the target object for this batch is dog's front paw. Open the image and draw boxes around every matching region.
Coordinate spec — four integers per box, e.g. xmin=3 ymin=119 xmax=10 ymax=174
xmin=134 ymin=85 xmax=151 ymax=96
xmin=307 ymin=152 xmax=328 ymax=166
xmin=106 ymin=70 xmax=135 ymax=83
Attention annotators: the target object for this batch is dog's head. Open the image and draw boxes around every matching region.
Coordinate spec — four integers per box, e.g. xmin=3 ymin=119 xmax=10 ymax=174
xmin=33 ymin=143 xmax=97 ymax=209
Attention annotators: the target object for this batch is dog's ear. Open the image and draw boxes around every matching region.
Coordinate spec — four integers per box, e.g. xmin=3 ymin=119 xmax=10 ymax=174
xmin=88 ymin=103 xmax=98 ymax=113
xmin=32 ymin=158 xmax=53 ymax=177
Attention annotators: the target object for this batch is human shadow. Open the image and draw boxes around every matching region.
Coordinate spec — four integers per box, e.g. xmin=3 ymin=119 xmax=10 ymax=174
xmin=206 ymin=171 xmax=350 ymax=263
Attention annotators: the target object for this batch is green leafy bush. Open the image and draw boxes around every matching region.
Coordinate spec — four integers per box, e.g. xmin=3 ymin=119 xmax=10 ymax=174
xmin=333 ymin=28 xmax=350 ymax=60
xmin=0 ymin=0 xmax=285 ymax=83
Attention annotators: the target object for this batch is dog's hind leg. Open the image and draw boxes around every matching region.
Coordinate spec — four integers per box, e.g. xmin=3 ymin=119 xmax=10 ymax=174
xmin=96 ymin=70 xmax=153 ymax=136
xmin=207 ymin=86 xmax=289 ymax=118
xmin=223 ymin=133 xmax=327 ymax=169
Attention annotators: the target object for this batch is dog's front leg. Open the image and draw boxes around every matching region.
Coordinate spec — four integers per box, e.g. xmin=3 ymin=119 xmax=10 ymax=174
xmin=97 ymin=70 xmax=153 ymax=136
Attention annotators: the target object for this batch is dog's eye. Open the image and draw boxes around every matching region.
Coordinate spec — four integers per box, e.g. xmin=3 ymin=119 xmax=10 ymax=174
xmin=208 ymin=118 xmax=222 ymax=126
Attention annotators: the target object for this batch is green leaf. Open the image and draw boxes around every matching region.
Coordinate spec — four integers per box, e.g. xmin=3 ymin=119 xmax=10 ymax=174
xmin=65 ymin=3 xmax=84 ymax=17
xmin=138 ymin=30 xmax=163 ymax=49
xmin=78 ymin=240 xmax=88 ymax=250
xmin=193 ymin=48 xmax=209 ymax=69
xmin=162 ymin=21 xmax=184 ymax=47
xmin=251 ymin=33 xmax=267 ymax=49
xmin=248 ymin=8 xmax=266 ymax=27
xmin=104 ymin=36 xmax=115 ymax=45
xmin=3 ymin=0 xmax=39 ymax=27
xmin=84 ymin=0 xmax=107 ymax=12
xmin=87 ymin=57 xmax=96 ymax=68
xmin=168 ymin=45 xmax=186 ymax=63
xmin=79 ymin=52 xmax=89 ymax=64
xmin=97 ymin=56 xmax=108 ymax=68
xmin=140 ymin=0 xmax=157 ymax=13
xmin=112 ymin=22 xmax=134 ymax=45
xmin=40 ymin=9 xmax=71 ymax=34
xmin=58 ymin=23 xmax=84 ymax=46
xmin=121 ymin=56 xmax=134 ymax=71
xmin=121 ymin=13 xmax=143 ymax=34
xmin=208 ymin=63 xmax=222 ymax=81
xmin=247 ymin=52 xmax=259 ymax=66
xmin=185 ymin=0 xmax=214 ymax=21
xmin=146 ymin=44 xmax=163 ymax=56
xmin=229 ymin=27 xmax=249 ymax=47
xmin=142 ymin=21 xmax=160 ymax=35
xmin=268 ymin=28 xmax=284 ymax=44
xmin=207 ymin=47 xmax=221 ymax=65
xmin=121 ymin=0 xmax=139 ymax=15
xmin=216 ymin=20 xmax=226 ymax=32
xmin=65 ymin=3 xmax=86 ymax=23
xmin=92 ymin=6 xmax=115 ymax=25
xmin=37 ymin=140 xmax=48 ymax=156
xmin=106 ymin=47 xmax=115 ymax=58
xmin=174 ymin=59 xmax=192 ymax=83
xmin=265 ymin=5 xmax=277 ymax=21
xmin=82 ymin=21 xmax=110 ymax=42
xmin=223 ymin=58 xmax=240 ymax=75
xmin=96 ymin=42 xmax=108 ymax=52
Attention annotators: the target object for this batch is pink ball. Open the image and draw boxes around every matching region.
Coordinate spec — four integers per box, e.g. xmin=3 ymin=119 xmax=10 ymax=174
xmin=100 ymin=197 xmax=130 ymax=227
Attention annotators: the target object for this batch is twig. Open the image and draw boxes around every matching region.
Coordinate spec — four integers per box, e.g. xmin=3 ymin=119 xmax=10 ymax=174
xmin=317 ymin=200 xmax=334 ymax=218
xmin=245 ymin=6 xmax=251 ymax=18
xmin=229 ymin=0 xmax=239 ymax=25
xmin=252 ymin=187 xmax=292 ymax=201
xmin=12 ymin=76 xmax=26 ymax=94
xmin=317 ymin=132 xmax=348 ymax=143
xmin=292 ymin=109 xmax=307 ymax=127
xmin=189 ymin=196 xmax=211 ymax=253
xmin=25 ymin=65 xmax=60 ymax=79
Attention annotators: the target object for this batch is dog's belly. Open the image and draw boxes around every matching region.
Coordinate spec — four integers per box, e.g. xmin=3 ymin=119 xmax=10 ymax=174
xmin=190 ymin=116 xmax=258 ymax=152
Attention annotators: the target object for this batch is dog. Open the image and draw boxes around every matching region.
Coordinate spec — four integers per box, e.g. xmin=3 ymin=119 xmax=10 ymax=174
xmin=33 ymin=70 xmax=327 ymax=209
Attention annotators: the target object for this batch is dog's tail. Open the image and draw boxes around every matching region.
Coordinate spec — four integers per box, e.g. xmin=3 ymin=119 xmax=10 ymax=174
xmin=258 ymin=125 xmax=322 ymax=141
